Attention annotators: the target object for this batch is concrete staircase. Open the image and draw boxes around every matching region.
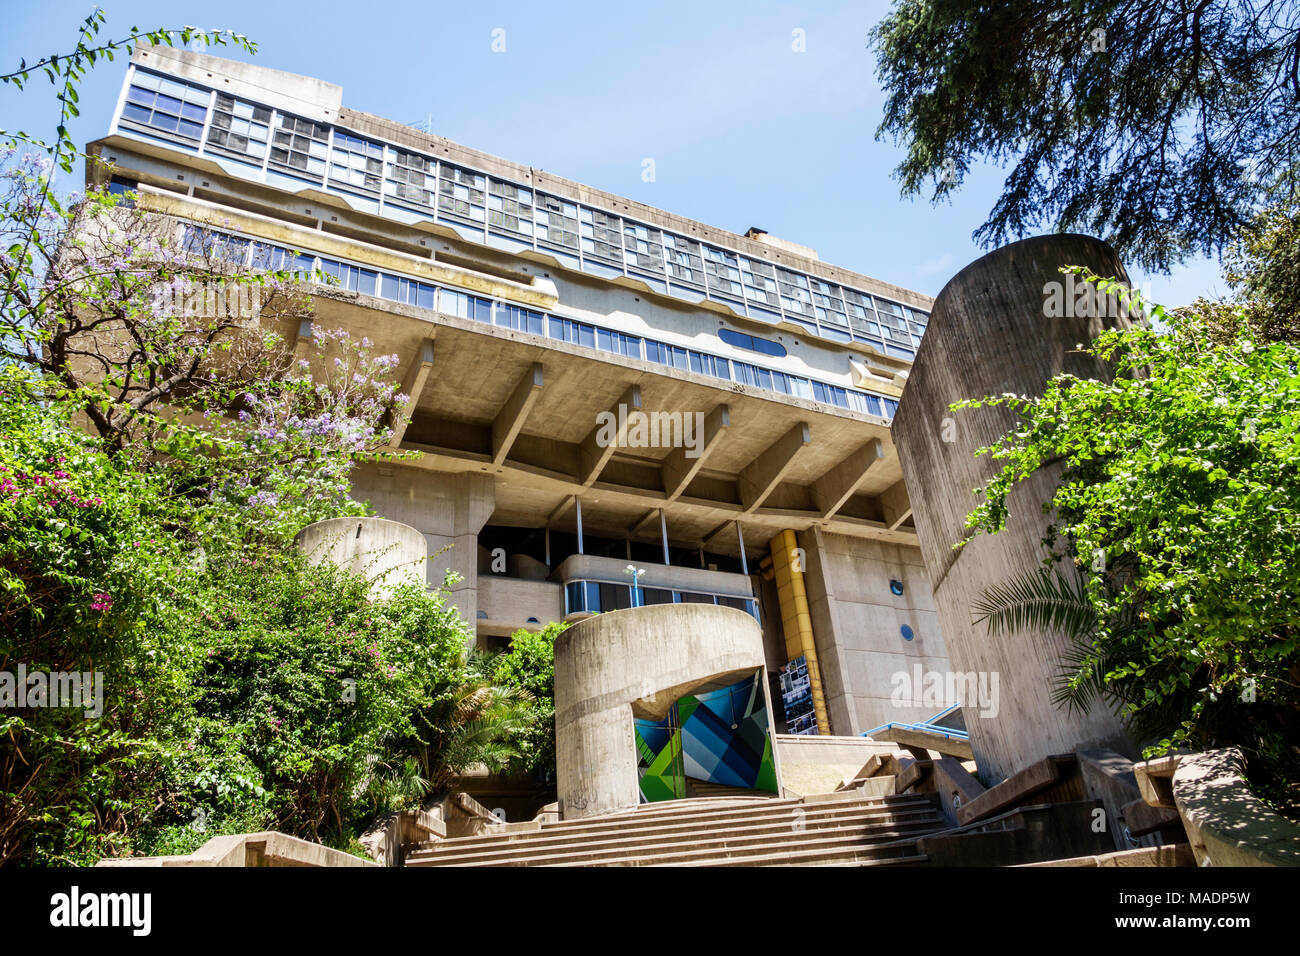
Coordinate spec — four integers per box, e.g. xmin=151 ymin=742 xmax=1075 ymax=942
xmin=405 ymin=789 xmax=948 ymax=867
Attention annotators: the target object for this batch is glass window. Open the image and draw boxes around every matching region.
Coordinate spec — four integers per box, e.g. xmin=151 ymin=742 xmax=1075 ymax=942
xmin=739 ymin=256 xmax=780 ymax=309
xmin=549 ymin=316 xmax=596 ymax=349
xmin=597 ymin=328 xmax=642 ymax=358
xmin=662 ymin=232 xmax=703 ymax=287
xmin=386 ymin=149 xmax=436 ymax=208
xmin=121 ymin=71 xmax=209 ymax=141
xmin=622 ymin=221 xmax=665 ymax=274
xmin=488 ymin=179 xmax=534 ymax=237
xmin=718 ymin=328 xmax=786 ymax=358
xmin=329 ymin=131 xmax=384 ymax=194
xmin=438 ymin=163 xmax=486 ymax=222
xmin=535 ymin=193 xmax=579 ymax=249
xmin=580 ymin=207 xmax=624 ymax=266
xmin=734 ymin=362 xmax=773 ymax=391
xmin=269 ymin=113 xmax=329 ymax=179
xmin=205 ymin=94 xmax=271 ymax=162
xmin=495 ymin=303 xmax=545 ymax=335
xmin=811 ymin=381 xmax=850 ymax=408
xmin=379 ymin=273 xmax=437 ymax=309
xmin=703 ymin=246 xmax=743 ymax=299
xmin=776 ymin=267 xmax=813 ymax=316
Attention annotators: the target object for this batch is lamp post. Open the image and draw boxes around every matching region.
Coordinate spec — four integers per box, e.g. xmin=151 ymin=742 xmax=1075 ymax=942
xmin=623 ymin=564 xmax=646 ymax=608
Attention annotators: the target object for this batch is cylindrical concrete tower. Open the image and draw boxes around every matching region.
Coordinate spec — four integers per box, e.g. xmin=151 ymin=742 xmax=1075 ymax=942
xmin=892 ymin=234 xmax=1138 ymax=783
xmin=554 ymin=603 xmax=780 ymax=819
xmin=294 ymin=516 xmax=428 ymax=600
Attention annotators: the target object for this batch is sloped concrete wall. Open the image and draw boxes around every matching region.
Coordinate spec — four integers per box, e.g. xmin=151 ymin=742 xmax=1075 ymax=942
xmin=892 ymin=235 xmax=1136 ymax=783
xmin=554 ymin=603 xmax=777 ymax=819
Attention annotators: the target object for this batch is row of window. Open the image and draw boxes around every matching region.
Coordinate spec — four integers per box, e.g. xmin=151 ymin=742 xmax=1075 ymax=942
xmin=178 ymin=224 xmax=900 ymax=420
xmin=564 ymin=580 xmax=759 ymax=621
xmin=119 ymin=67 xmax=929 ymax=358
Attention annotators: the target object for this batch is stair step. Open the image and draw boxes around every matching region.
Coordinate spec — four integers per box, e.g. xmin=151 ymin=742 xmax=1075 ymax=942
xmin=409 ymin=809 xmax=944 ymax=866
xmin=534 ymin=824 xmax=941 ymax=868
xmin=409 ymin=795 xmax=937 ymax=855
xmin=408 ymin=813 xmax=946 ymax=867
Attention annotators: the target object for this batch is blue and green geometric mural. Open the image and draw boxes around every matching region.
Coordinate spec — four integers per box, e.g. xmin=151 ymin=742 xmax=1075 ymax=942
xmin=634 ymin=671 xmax=778 ymax=803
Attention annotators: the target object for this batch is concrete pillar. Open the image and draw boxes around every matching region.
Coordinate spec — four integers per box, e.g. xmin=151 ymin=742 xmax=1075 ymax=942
xmin=348 ymin=466 xmax=494 ymax=627
xmin=892 ymin=234 xmax=1137 ymax=783
xmin=294 ymin=516 xmax=427 ymax=600
xmin=554 ymin=603 xmax=779 ymax=819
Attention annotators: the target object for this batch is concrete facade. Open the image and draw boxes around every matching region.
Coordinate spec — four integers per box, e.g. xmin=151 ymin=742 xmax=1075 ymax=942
xmin=88 ymin=47 xmax=956 ymax=754
xmin=554 ymin=604 xmax=778 ymax=818
xmin=892 ymin=235 xmax=1136 ymax=782
xmin=799 ymin=529 xmax=949 ymax=734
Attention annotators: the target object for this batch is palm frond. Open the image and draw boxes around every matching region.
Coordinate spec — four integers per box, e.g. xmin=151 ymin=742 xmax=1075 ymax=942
xmin=972 ymin=566 xmax=1097 ymax=642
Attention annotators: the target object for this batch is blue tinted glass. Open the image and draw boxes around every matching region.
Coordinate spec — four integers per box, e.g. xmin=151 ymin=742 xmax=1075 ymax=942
xmin=122 ymin=103 xmax=153 ymax=124
xmin=416 ymin=285 xmax=435 ymax=310
xmin=381 ymin=274 xmax=399 ymax=300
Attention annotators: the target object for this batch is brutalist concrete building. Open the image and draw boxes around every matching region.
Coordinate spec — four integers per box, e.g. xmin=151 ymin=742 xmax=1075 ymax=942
xmin=89 ymin=44 xmax=951 ymax=737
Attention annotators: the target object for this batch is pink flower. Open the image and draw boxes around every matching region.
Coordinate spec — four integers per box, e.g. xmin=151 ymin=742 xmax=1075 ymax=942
xmin=91 ymin=592 xmax=113 ymax=611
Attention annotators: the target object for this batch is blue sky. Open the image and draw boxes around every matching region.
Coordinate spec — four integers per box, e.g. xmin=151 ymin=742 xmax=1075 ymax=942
xmin=1 ymin=0 xmax=1224 ymax=306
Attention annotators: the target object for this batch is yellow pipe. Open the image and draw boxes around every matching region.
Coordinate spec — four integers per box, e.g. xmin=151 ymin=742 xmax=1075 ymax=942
xmin=768 ymin=529 xmax=830 ymax=735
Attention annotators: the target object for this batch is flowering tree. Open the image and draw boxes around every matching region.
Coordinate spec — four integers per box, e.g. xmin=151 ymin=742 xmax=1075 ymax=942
xmin=0 ymin=17 xmax=483 ymax=865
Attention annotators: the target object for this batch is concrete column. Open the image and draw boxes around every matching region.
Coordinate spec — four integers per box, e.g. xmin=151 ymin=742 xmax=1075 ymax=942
xmin=294 ymin=516 xmax=427 ymax=600
xmin=554 ymin=603 xmax=779 ymax=819
xmin=891 ymin=234 xmax=1137 ymax=782
xmin=348 ymin=465 xmax=494 ymax=628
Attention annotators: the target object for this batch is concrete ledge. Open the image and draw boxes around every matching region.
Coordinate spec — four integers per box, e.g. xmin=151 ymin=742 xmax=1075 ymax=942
xmin=96 ymin=831 xmax=376 ymax=867
xmin=1018 ymin=843 xmax=1196 ymax=868
xmin=1166 ymin=748 xmax=1300 ymax=867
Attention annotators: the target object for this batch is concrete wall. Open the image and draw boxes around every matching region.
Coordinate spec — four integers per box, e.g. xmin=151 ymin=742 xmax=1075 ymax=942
xmin=294 ymin=516 xmax=427 ymax=600
xmin=799 ymin=528 xmax=950 ymax=735
xmin=476 ymin=575 xmax=564 ymax=634
xmin=892 ymin=235 xmax=1136 ymax=783
xmin=553 ymin=603 xmax=777 ymax=819
xmin=350 ymin=464 xmax=494 ymax=626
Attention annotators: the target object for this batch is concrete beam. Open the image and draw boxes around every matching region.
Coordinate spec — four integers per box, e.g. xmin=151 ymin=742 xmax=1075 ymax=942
xmin=810 ymin=438 xmax=885 ymax=519
xmin=737 ymin=421 xmax=811 ymax=513
xmin=391 ymin=440 xmax=921 ymax=547
xmin=491 ymin=362 xmax=544 ymax=465
xmin=389 ymin=338 xmax=435 ymax=447
xmin=546 ymin=495 xmax=576 ymax=527
xmin=879 ymin=478 xmax=913 ymax=530
xmin=629 ymin=509 xmax=661 ymax=537
xmin=578 ymin=384 xmax=641 ymax=488
xmin=661 ymin=403 xmax=730 ymax=500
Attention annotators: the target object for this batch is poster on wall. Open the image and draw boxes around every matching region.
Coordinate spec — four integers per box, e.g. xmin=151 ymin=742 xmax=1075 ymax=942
xmin=779 ymin=656 xmax=818 ymax=735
